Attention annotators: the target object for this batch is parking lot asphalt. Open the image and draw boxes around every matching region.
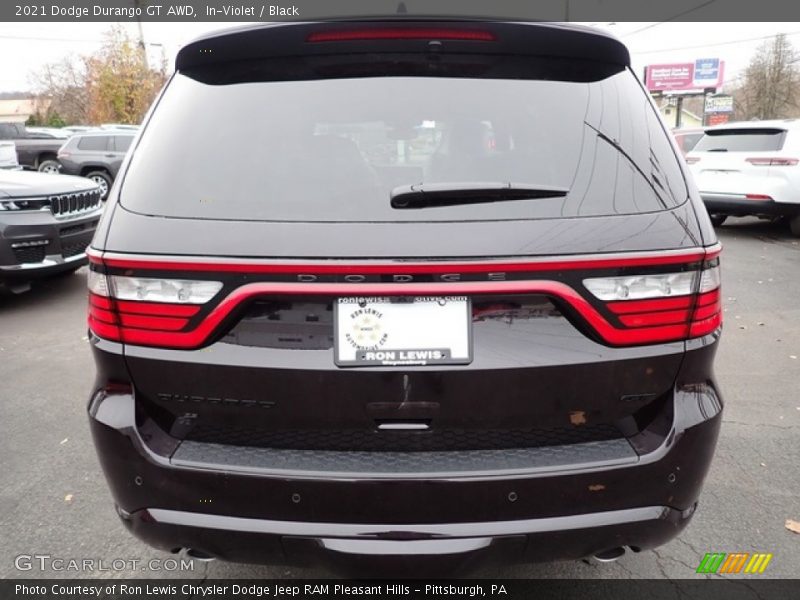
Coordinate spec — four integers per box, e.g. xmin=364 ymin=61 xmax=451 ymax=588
xmin=0 ymin=216 xmax=798 ymax=581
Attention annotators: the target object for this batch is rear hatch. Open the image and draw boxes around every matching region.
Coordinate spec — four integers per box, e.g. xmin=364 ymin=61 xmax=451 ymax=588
xmin=90 ymin=22 xmax=718 ymax=460
xmin=688 ymin=126 xmax=791 ymax=199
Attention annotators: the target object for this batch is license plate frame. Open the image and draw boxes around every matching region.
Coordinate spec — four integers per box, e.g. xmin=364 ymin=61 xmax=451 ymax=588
xmin=334 ymin=296 xmax=472 ymax=367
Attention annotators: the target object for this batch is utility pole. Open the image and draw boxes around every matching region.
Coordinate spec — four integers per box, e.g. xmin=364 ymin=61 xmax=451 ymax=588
xmin=133 ymin=0 xmax=148 ymax=69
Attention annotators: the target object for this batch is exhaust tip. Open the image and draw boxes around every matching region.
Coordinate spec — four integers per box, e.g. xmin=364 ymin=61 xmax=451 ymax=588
xmin=179 ymin=548 xmax=216 ymax=562
xmin=592 ymin=547 xmax=626 ymax=563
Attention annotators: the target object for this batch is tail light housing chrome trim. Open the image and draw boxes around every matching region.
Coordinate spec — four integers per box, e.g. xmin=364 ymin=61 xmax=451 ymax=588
xmin=86 ymin=244 xmax=722 ymax=350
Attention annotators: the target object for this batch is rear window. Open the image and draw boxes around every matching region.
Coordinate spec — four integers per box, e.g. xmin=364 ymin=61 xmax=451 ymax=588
xmin=694 ymin=128 xmax=786 ymax=152
xmin=0 ymin=123 xmax=24 ymax=139
xmin=674 ymin=132 xmax=704 ymax=153
xmin=78 ymin=136 xmax=109 ymax=151
xmin=114 ymin=136 xmax=133 ymax=152
xmin=121 ymin=57 xmax=687 ymax=222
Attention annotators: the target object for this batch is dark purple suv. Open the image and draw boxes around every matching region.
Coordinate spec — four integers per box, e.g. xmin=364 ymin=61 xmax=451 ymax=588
xmin=86 ymin=20 xmax=723 ymax=572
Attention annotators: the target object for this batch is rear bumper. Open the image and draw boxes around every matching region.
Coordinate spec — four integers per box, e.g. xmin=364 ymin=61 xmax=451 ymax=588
xmin=88 ymin=335 xmax=723 ymax=570
xmin=701 ymin=193 xmax=800 ymax=217
xmin=121 ymin=504 xmax=694 ymax=569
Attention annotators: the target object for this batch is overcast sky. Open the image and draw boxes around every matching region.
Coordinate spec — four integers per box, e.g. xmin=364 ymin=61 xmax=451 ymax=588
xmin=1 ymin=21 xmax=799 ymax=92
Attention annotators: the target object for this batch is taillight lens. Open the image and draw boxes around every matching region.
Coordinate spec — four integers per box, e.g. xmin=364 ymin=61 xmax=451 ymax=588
xmin=88 ymin=272 xmax=221 ymax=344
xmin=105 ymin=276 xmax=221 ymax=303
xmin=745 ymin=157 xmax=798 ymax=166
xmin=584 ymin=271 xmax=696 ymax=301
xmin=585 ymin=264 xmax=722 ymax=342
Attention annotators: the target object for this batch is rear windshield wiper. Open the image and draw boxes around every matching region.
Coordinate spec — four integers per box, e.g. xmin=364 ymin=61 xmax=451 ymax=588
xmin=390 ymin=182 xmax=569 ymax=209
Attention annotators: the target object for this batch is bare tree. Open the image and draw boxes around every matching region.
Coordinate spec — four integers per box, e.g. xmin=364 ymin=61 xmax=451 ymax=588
xmin=28 ymin=26 xmax=167 ymax=126
xmin=733 ymin=34 xmax=800 ymax=120
xmin=29 ymin=55 xmax=89 ymax=124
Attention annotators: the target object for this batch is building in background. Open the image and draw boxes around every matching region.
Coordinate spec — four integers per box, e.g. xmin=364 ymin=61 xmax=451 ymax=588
xmin=0 ymin=94 xmax=51 ymax=123
xmin=658 ymin=101 xmax=703 ymax=129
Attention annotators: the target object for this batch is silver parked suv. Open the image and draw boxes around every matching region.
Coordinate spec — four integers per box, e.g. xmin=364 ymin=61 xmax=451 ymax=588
xmin=57 ymin=131 xmax=135 ymax=200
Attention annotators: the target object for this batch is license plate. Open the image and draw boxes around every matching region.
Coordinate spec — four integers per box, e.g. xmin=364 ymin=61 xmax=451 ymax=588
xmin=334 ymin=296 xmax=472 ymax=367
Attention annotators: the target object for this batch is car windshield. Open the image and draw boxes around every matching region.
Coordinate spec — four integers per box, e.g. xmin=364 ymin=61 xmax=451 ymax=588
xmin=121 ymin=61 xmax=686 ymax=222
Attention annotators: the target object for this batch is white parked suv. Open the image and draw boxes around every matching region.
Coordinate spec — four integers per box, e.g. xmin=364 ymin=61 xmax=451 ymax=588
xmin=686 ymin=120 xmax=800 ymax=236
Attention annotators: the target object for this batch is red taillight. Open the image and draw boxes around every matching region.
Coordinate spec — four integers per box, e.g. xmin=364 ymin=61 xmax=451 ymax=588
xmin=307 ymin=28 xmax=496 ymax=42
xmin=87 ymin=265 xmax=215 ymax=345
xmin=745 ymin=194 xmax=772 ymax=200
xmin=586 ymin=261 xmax=722 ymax=343
xmin=89 ymin=292 xmax=202 ymax=340
xmin=689 ymin=288 xmax=723 ymax=337
xmin=745 ymin=157 xmax=798 ymax=166
xmin=87 ymin=245 xmax=722 ymax=349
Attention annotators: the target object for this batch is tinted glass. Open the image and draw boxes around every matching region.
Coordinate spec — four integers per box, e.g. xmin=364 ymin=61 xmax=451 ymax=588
xmin=122 ymin=64 xmax=686 ymax=222
xmin=675 ymin=132 xmax=704 ymax=153
xmin=77 ymin=136 xmax=109 ymax=151
xmin=694 ymin=128 xmax=786 ymax=152
xmin=0 ymin=123 xmax=23 ymax=138
xmin=114 ymin=136 xmax=133 ymax=152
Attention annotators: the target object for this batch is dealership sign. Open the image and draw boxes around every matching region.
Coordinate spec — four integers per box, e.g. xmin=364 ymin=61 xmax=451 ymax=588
xmin=705 ymin=95 xmax=734 ymax=114
xmin=645 ymin=59 xmax=725 ymax=92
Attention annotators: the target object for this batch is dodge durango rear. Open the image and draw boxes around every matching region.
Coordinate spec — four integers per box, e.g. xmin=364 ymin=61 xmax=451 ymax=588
xmin=87 ymin=19 xmax=724 ymax=573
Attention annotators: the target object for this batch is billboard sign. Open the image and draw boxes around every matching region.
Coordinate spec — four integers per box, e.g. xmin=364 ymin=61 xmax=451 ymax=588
xmin=705 ymin=95 xmax=734 ymax=114
xmin=646 ymin=59 xmax=725 ymax=93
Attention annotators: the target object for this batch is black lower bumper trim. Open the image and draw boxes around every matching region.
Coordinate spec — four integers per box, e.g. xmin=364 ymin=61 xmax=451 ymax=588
xmin=171 ymin=438 xmax=638 ymax=478
xmin=702 ymin=195 xmax=799 ymax=216
xmin=124 ymin=504 xmax=692 ymax=568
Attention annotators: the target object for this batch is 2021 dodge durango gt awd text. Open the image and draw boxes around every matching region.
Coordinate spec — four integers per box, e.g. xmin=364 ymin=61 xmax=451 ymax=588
xmin=86 ymin=21 xmax=724 ymax=572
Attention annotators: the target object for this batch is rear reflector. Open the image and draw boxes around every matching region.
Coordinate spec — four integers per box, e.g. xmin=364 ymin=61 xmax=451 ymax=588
xmin=745 ymin=194 xmax=772 ymax=200
xmin=307 ymin=28 xmax=496 ymax=42
xmin=745 ymin=157 xmax=798 ymax=166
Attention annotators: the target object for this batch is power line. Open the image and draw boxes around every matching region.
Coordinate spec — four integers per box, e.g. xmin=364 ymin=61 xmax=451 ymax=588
xmin=621 ymin=0 xmax=720 ymax=37
xmin=0 ymin=33 xmax=161 ymax=46
xmin=0 ymin=33 xmax=103 ymax=43
xmin=631 ymin=30 xmax=800 ymax=55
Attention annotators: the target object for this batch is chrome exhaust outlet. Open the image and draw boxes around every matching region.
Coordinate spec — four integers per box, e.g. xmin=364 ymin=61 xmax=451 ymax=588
xmin=178 ymin=548 xmax=216 ymax=563
xmin=591 ymin=546 xmax=627 ymax=563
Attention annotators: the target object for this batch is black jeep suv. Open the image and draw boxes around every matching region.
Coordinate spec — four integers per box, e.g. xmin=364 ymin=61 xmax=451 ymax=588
xmin=87 ymin=20 xmax=724 ymax=572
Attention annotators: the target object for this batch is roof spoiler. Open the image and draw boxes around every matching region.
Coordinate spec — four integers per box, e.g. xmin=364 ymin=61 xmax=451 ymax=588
xmin=176 ymin=20 xmax=630 ymax=72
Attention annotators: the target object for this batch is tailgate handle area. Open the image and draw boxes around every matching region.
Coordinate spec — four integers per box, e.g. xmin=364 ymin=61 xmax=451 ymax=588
xmin=367 ymin=401 xmax=440 ymax=420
